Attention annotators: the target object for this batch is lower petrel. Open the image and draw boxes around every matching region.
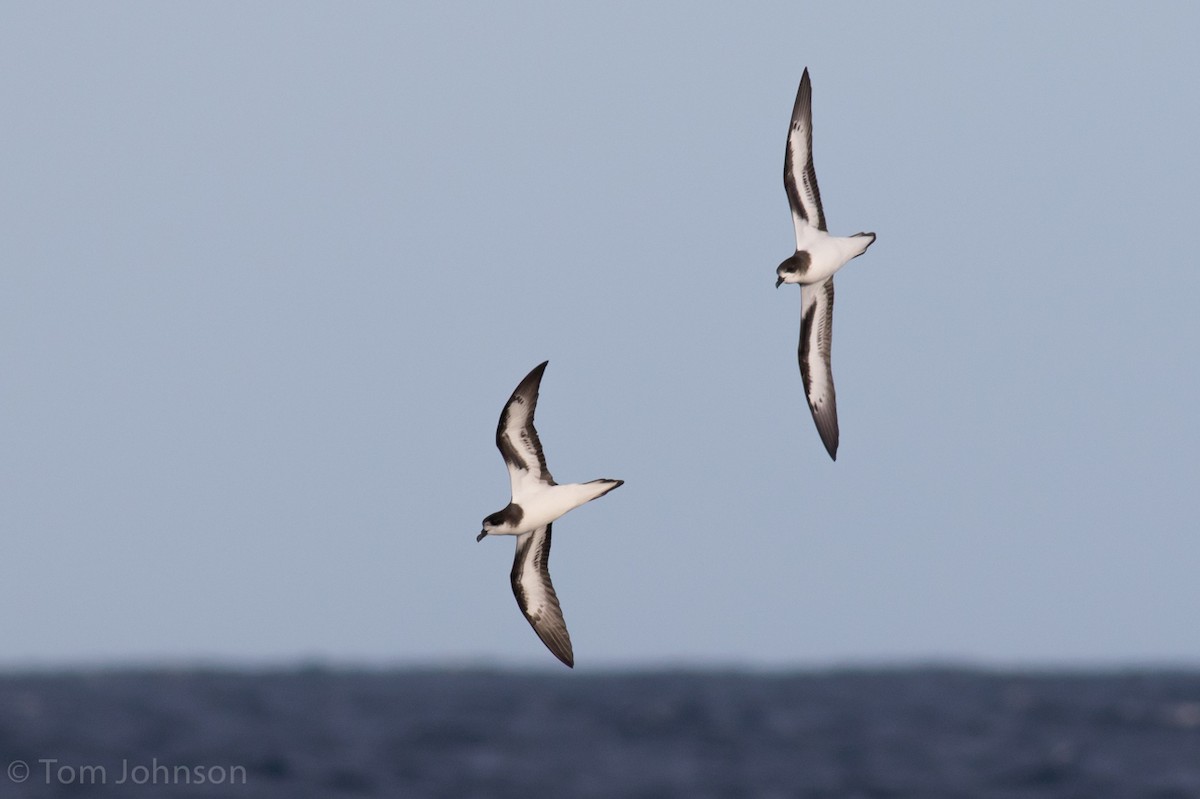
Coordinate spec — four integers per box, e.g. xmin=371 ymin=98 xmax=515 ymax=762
xmin=477 ymin=361 xmax=623 ymax=668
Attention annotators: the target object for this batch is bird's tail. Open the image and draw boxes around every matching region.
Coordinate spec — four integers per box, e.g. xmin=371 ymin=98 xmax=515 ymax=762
xmin=581 ymin=479 xmax=624 ymax=503
xmin=850 ymin=232 xmax=876 ymax=259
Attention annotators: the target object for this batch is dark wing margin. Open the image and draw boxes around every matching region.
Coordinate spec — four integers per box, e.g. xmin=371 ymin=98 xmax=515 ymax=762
xmin=798 ymin=278 xmax=839 ymax=460
xmin=495 ymin=360 xmax=555 ymax=485
xmin=510 ymin=524 xmax=574 ymax=668
xmin=783 ymin=68 xmax=827 ymax=233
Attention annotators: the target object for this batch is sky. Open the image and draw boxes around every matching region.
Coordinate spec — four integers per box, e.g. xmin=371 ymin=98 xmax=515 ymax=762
xmin=2 ymin=2 xmax=1198 ymax=670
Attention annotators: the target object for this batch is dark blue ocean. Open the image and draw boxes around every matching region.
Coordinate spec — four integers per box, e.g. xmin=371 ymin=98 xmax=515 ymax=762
xmin=2 ymin=668 xmax=1199 ymax=798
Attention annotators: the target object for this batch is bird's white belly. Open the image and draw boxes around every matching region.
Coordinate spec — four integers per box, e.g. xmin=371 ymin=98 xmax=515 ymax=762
xmin=510 ymin=485 xmax=589 ymax=532
xmin=795 ymin=236 xmax=854 ymax=284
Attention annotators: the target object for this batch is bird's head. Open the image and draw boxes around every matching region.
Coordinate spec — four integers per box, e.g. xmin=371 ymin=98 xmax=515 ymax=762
xmin=775 ymin=251 xmax=810 ymax=288
xmin=477 ymin=515 xmax=499 ymax=542
xmin=477 ymin=503 xmax=522 ymax=542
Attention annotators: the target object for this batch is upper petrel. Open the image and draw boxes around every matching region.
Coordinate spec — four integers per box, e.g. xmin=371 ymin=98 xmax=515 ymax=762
xmin=477 ymin=361 xmax=623 ymax=668
xmin=776 ymin=67 xmax=876 ymax=461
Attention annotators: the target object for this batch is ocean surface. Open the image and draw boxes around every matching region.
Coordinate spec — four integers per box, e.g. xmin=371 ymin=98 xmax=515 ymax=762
xmin=2 ymin=667 xmax=1199 ymax=798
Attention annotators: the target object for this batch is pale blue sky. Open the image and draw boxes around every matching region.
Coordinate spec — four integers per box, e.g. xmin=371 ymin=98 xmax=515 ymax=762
xmin=2 ymin=2 xmax=1198 ymax=668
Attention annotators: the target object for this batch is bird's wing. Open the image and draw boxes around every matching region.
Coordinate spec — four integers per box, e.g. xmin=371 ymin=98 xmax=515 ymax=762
xmin=496 ymin=360 xmax=555 ymax=497
xmin=510 ymin=524 xmax=574 ymax=668
xmin=783 ymin=68 xmax=827 ymax=242
xmin=799 ymin=278 xmax=839 ymax=460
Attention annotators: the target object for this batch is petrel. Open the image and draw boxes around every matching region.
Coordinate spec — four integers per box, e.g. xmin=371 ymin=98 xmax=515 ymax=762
xmin=776 ymin=68 xmax=876 ymax=461
xmin=477 ymin=361 xmax=623 ymax=668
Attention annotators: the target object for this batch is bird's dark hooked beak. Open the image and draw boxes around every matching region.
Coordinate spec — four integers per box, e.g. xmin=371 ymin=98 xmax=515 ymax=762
xmin=476 ymin=530 xmax=487 ymax=542
xmin=775 ymin=276 xmax=784 ymax=289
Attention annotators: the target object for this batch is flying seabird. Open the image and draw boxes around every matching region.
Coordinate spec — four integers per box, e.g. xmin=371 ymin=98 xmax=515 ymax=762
xmin=477 ymin=361 xmax=623 ymax=668
xmin=776 ymin=67 xmax=876 ymax=461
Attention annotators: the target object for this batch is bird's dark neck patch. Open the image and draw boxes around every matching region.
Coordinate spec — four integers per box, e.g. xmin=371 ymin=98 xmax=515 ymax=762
xmin=487 ymin=502 xmax=524 ymax=528
xmin=791 ymin=250 xmax=811 ymax=276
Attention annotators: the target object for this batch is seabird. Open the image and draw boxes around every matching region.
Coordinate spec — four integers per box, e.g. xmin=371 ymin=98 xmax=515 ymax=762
xmin=477 ymin=361 xmax=623 ymax=668
xmin=776 ymin=67 xmax=876 ymax=461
